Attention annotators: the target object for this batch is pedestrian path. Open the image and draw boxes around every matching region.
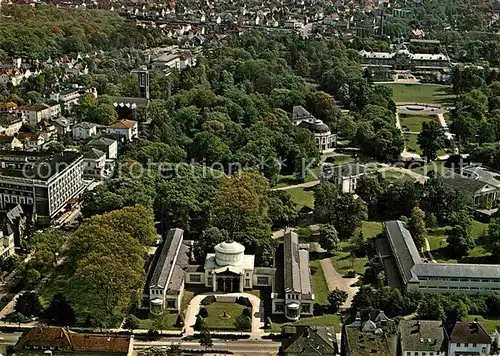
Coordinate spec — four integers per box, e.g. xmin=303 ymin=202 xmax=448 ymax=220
xmin=319 ymin=258 xmax=359 ymax=308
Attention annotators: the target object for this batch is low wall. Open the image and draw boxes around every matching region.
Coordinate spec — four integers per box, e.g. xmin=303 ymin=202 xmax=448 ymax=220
xmin=215 ymin=296 xmax=237 ymax=303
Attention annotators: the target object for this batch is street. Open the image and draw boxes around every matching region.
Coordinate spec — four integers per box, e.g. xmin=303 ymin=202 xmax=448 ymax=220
xmin=134 ymin=338 xmax=280 ymax=356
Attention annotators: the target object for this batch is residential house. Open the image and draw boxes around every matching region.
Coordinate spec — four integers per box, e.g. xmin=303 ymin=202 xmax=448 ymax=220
xmin=0 ymin=224 xmax=15 ymax=259
xmin=151 ymin=53 xmax=181 ymax=70
xmin=106 ymin=119 xmax=138 ymax=141
xmin=281 ymin=326 xmax=338 ymax=356
xmin=51 ymin=117 xmax=72 ymax=137
xmin=322 ymin=163 xmax=368 ymax=193
xmin=0 ymin=204 xmax=28 ymax=247
xmin=82 ymin=148 xmax=110 ymax=180
xmin=88 ymin=137 xmax=118 ymax=160
xmin=39 ymin=121 xmax=57 ymax=143
xmin=0 ymin=135 xmax=23 ymax=150
xmin=72 ymin=122 xmax=97 ymax=141
xmin=445 ymin=321 xmax=491 ymax=356
xmin=18 ymin=132 xmax=45 ymax=151
xmin=50 ymin=90 xmax=78 ymax=111
xmin=399 ymin=320 xmax=447 ymax=356
xmin=342 ymin=309 xmax=398 ymax=356
xmin=0 ymin=113 xmax=23 ymax=136
xmin=11 ymin=327 xmax=133 ymax=355
xmin=16 ymin=104 xmax=51 ymax=125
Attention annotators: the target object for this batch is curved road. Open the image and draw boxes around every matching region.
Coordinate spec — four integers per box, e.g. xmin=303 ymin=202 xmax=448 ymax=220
xmin=184 ymin=292 xmax=263 ymax=336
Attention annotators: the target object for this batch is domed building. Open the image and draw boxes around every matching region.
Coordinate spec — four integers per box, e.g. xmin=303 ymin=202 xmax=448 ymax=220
xmin=292 ymin=106 xmax=335 ymax=152
xmin=202 ymin=241 xmax=256 ymax=292
xmin=148 ymin=229 xmax=314 ymax=321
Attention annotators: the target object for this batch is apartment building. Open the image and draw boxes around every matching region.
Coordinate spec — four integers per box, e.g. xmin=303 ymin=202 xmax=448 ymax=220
xmin=0 ymin=152 xmax=85 ymax=224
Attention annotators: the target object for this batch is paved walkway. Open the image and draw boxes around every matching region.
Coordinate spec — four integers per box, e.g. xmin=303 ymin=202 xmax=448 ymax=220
xmin=424 ymin=237 xmax=437 ymax=263
xmin=184 ymin=292 xmax=264 ymax=337
xmin=272 ymin=180 xmax=319 ymax=191
xmin=319 ymin=258 xmax=359 ymax=308
xmin=378 ymin=165 xmax=429 ymax=184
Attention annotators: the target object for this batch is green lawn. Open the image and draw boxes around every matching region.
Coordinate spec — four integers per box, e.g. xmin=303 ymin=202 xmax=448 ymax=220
xmin=360 ymin=221 xmax=383 ymax=239
xmin=270 ymin=314 xmax=341 ymax=333
xmin=275 ymin=167 xmax=321 ymax=188
xmin=411 ymin=161 xmax=450 ymax=175
xmin=381 ymin=169 xmax=416 ymax=183
xmin=466 ymin=315 xmax=500 ymax=332
xmin=405 ymin=134 xmax=422 ymax=155
xmin=400 ymin=115 xmax=437 ymax=132
xmin=428 ymin=220 xmax=490 ymax=264
xmin=137 ymin=313 xmax=178 ymax=330
xmin=287 ymin=187 xmax=314 ymax=210
xmin=204 ymin=302 xmax=249 ymax=330
xmin=331 ymin=241 xmax=368 ymax=276
xmin=309 ymin=260 xmax=329 ymax=305
xmin=380 ymin=83 xmax=455 ymax=105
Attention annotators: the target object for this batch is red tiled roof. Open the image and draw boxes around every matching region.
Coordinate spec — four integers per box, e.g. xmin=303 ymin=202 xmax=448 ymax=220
xmin=15 ymin=327 xmax=131 ymax=354
xmin=108 ymin=119 xmax=137 ymax=129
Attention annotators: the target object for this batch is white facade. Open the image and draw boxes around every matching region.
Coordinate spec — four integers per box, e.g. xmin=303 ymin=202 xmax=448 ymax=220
xmin=448 ymin=342 xmax=490 ymax=356
xmin=72 ymin=123 xmax=97 ymax=141
xmin=106 ymin=120 xmax=138 ymax=141
xmin=0 ymin=230 xmax=15 ymax=259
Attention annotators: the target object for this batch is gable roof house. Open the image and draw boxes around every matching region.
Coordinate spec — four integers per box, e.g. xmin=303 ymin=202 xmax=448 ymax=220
xmin=106 ymin=119 xmax=138 ymax=142
xmin=12 ymin=327 xmax=133 ymax=355
xmin=281 ymin=326 xmax=338 ymax=356
xmin=445 ymin=321 xmax=492 ymax=356
xmin=342 ymin=309 xmax=397 ymax=356
xmin=399 ymin=320 xmax=446 ymax=356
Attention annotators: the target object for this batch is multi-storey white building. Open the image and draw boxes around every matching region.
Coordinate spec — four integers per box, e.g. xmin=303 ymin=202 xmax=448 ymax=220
xmin=0 ymin=152 xmax=85 ymax=224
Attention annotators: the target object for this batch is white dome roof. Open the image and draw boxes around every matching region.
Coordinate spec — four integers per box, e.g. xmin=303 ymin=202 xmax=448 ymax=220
xmin=215 ymin=241 xmax=245 ymax=254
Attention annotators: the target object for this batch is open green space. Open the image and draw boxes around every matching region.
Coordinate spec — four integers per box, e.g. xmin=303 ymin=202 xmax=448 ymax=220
xmin=399 ymin=115 xmax=437 ymax=133
xmin=381 ymin=169 xmax=416 ymax=183
xmin=287 ymin=187 xmax=314 ymax=210
xmin=465 ymin=315 xmax=500 ymax=332
xmin=380 ymin=83 xmax=455 ymax=105
xmin=309 ymin=259 xmax=329 ymax=305
xmin=360 ymin=221 xmax=383 ymax=239
xmin=427 ymin=220 xmax=490 ymax=264
xmin=410 ymin=161 xmax=450 ymax=176
xmin=137 ymin=313 xmax=178 ymax=330
xmin=270 ymin=313 xmax=341 ymax=333
xmin=405 ymin=134 xmax=422 ymax=155
xmin=275 ymin=166 xmax=321 ymax=188
xmin=204 ymin=302 xmax=249 ymax=330
xmin=331 ymin=241 xmax=368 ymax=276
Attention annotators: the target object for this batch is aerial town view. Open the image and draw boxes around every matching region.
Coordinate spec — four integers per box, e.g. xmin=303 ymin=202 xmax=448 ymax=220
xmin=0 ymin=0 xmax=499 ymax=354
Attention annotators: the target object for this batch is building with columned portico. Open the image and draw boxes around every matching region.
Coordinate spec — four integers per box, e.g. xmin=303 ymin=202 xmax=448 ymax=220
xmin=147 ymin=229 xmax=314 ymax=321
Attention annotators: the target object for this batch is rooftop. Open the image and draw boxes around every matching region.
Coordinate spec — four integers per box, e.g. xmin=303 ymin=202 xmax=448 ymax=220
xmin=282 ymin=326 xmax=337 ymax=354
xmin=0 ymin=151 xmax=83 ymax=181
xmin=445 ymin=321 xmax=491 ymax=345
xmin=399 ymin=320 xmax=446 ymax=353
xmin=149 ymin=228 xmax=184 ymax=289
xmin=14 ymin=327 xmax=131 ymax=354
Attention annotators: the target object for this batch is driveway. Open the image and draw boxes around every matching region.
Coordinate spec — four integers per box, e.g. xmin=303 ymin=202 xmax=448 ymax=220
xmin=184 ymin=292 xmax=263 ymax=336
xmin=319 ymin=258 xmax=359 ymax=308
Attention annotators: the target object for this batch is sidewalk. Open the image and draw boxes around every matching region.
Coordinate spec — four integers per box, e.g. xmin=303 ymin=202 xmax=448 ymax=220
xmin=319 ymin=258 xmax=359 ymax=308
xmin=184 ymin=292 xmax=264 ymax=337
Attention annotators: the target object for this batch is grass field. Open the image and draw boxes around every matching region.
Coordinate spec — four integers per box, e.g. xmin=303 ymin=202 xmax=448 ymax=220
xmin=287 ymin=187 xmax=314 ymax=209
xmin=270 ymin=314 xmax=341 ymax=332
xmin=137 ymin=313 xmax=178 ymax=330
xmin=309 ymin=259 xmax=329 ymax=305
xmin=428 ymin=220 xmax=490 ymax=264
xmin=466 ymin=315 xmax=500 ymax=332
xmin=399 ymin=115 xmax=437 ymax=132
xmin=380 ymin=83 xmax=455 ymax=105
xmin=405 ymin=134 xmax=422 ymax=155
xmin=381 ymin=169 xmax=416 ymax=183
xmin=204 ymin=302 xmax=249 ymax=330
xmin=360 ymin=221 xmax=383 ymax=239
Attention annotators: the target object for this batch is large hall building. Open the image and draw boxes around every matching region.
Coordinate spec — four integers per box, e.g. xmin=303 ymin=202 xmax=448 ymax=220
xmin=147 ymin=229 xmax=314 ymax=321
